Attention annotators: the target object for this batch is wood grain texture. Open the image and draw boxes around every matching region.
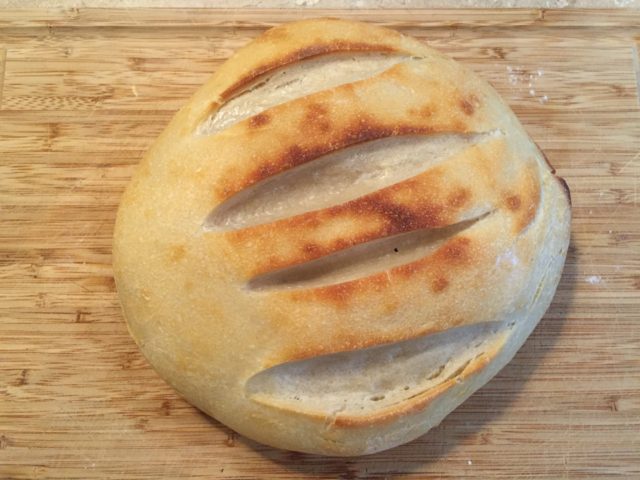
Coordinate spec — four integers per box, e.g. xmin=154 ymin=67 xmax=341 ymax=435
xmin=0 ymin=8 xmax=639 ymax=479
xmin=0 ymin=48 xmax=5 ymax=108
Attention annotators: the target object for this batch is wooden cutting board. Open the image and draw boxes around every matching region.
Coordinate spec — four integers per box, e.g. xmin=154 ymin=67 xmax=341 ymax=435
xmin=1 ymin=8 xmax=639 ymax=479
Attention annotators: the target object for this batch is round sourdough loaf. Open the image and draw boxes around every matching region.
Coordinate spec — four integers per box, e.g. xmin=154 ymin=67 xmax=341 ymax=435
xmin=113 ymin=19 xmax=571 ymax=455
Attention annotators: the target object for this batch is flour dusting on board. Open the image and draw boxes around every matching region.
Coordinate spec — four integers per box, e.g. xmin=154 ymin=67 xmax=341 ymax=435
xmin=506 ymin=66 xmax=548 ymax=104
xmin=586 ymin=275 xmax=602 ymax=285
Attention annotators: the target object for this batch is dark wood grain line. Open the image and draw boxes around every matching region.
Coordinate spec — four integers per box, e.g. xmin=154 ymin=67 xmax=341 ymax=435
xmin=633 ymin=41 xmax=640 ymax=108
xmin=0 ymin=48 xmax=6 ymax=109
xmin=0 ymin=9 xmax=639 ymax=29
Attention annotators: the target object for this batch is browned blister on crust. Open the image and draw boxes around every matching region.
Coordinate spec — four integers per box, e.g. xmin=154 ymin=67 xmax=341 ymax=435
xmin=113 ymin=18 xmax=571 ymax=456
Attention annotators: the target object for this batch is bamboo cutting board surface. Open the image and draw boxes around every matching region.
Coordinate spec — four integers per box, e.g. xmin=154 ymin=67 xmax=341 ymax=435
xmin=1 ymin=8 xmax=639 ymax=479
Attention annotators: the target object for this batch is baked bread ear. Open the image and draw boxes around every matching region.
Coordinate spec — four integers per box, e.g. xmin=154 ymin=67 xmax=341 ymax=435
xmin=113 ymin=18 xmax=571 ymax=456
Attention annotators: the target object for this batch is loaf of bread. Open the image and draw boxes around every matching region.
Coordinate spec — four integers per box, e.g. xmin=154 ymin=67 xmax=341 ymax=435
xmin=113 ymin=19 xmax=571 ymax=456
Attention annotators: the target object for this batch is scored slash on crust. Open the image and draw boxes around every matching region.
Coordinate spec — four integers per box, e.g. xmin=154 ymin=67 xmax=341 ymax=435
xmin=204 ymin=131 xmax=500 ymax=232
xmin=245 ymin=211 xmax=493 ymax=291
xmin=245 ymin=320 xmax=508 ymax=426
xmin=198 ymin=53 xmax=413 ymax=136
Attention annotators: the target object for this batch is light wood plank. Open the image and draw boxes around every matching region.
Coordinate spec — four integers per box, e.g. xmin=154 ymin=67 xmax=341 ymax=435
xmin=1 ymin=8 xmax=640 ymax=29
